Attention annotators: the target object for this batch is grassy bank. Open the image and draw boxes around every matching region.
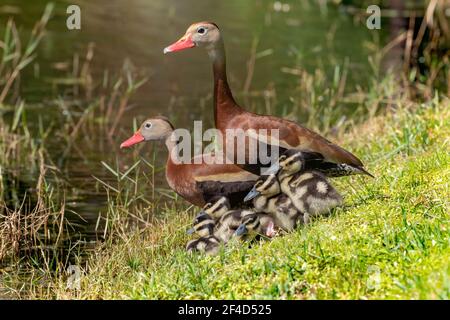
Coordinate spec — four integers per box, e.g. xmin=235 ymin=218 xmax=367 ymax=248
xmin=24 ymin=97 xmax=448 ymax=300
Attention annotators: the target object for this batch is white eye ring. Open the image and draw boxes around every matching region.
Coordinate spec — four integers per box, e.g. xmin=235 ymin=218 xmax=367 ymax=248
xmin=145 ymin=122 xmax=152 ymax=129
xmin=197 ymin=27 xmax=207 ymax=35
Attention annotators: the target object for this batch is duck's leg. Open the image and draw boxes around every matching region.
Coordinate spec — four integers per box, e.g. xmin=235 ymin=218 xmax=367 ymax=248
xmin=301 ymin=211 xmax=311 ymax=225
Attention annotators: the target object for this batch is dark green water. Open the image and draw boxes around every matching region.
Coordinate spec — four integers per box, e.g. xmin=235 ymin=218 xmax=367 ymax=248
xmin=2 ymin=0 xmax=380 ymax=112
xmin=0 ymin=0 xmax=388 ymax=240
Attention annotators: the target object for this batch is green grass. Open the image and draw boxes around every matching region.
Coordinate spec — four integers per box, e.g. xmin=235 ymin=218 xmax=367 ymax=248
xmin=37 ymin=98 xmax=449 ymax=300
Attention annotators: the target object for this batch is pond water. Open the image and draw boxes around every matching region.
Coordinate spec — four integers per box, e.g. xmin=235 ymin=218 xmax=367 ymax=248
xmin=1 ymin=0 xmax=389 ymax=242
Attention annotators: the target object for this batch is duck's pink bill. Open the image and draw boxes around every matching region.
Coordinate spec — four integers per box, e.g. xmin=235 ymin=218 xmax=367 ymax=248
xmin=163 ymin=37 xmax=195 ymax=54
xmin=120 ymin=132 xmax=144 ymax=149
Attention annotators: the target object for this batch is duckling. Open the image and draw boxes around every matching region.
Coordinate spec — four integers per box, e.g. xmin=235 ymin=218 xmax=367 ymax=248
xmin=234 ymin=213 xmax=276 ymax=240
xmin=198 ymin=196 xmax=230 ymax=221
xmin=244 ymin=174 xmax=303 ymax=232
xmin=265 ymin=149 xmax=305 ymax=180
xmin=186 ymin=235 xmax=221 ymax=255
xmin=186 ymin=212 xmax=216 ymax=237
xmin=269 ymin=150 xmax=343 ymax=224
xmin=185 ymin=212 xmax=220 ymax=255
xmin=214 ymin=209 xmax=256 ymax=243
xmin=187 ymin=197 xmax=255 ymax=244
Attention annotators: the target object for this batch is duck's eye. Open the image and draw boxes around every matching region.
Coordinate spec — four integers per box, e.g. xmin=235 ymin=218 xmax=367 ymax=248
xmin=145 ymin=122 xmax=152 ymax=129
xmin=197 ymin=27 xmax=206 ymax=34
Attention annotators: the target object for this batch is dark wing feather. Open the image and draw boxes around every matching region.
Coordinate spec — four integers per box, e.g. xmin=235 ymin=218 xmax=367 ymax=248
xmin=229 ymin=113 xmax=366 ymax=171
xmin=196 ymin=180 xmax=256 ymax=208
xmin=304 ymin=161 xmax=374 ymax=178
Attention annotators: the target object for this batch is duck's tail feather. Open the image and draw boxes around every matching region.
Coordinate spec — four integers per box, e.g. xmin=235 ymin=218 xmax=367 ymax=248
xmin=356 ymin=166 xmax=375 ymax=178
xmin=305 ymin=161 xmax=374 ymax=178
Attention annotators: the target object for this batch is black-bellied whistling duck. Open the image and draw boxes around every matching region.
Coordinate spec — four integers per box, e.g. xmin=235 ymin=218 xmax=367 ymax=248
xmin=186 ymin=197 xmax=274 ymax=246
xmin=244 ymin=174 xmax=302 ymax=232
xmin=186 ymin=235 xmax=221 ymax=255
xmin=163 ymin=22 xmax=372 ymax=177
xmin=197 ymin=196 xmax=230 ymax=220
xmin=267 ymin=150 xmax=343 ymax=224
xmin=186 ymin=212 xmax=215 ymax=237
xmin=120 ymin=116 xmax=258 ymax=207
xmin=234 ymin=212 xmax=277 ymax=239
xmin=190 ymin=195 xmax=273 ymax=243
xmin=185 ymin=211 xmax=221 ymax=255
xmin=189 ymin=196 xmax=255 ymax=242
xmin=213 ymin=208 xmax=256 ymax=243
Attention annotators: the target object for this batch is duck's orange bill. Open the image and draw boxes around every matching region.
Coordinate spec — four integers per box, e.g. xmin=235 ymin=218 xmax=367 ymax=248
xmin=163 ymin=36 xmax=195 ymax=54
xmin=120 ymin=132 xmax=144 ymax=149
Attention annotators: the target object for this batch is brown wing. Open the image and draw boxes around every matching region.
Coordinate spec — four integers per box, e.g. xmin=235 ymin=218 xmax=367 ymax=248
xmin=196 ymin=180 xmax=256 ymax=208
xmin=227 ymin=113 xmax=364 ymax=168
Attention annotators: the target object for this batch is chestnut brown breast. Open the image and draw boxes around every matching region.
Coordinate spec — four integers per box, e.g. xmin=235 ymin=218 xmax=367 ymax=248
xmin=165 ymin=154 xmax=258 ymax=207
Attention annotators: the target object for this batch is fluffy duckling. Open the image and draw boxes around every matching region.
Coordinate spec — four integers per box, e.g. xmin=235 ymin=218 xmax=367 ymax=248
xmin=213 ymin=209 xmax=257 ymax=243
xmin=198 ymin=196 xmax=230 ymax=221
xmin=234 ymin=213 xmax=276 ymax=240
xmin=244 ymin=174 xmax=303 ymax=231
xmin=186 ymin=236 xmax=221 ymax=255
xmin=185 ymin=212 xmax=221 ymax=255
xmin=267 ymin=150 xmax=343 ymax=224
xmin=186 ymin=212 xmax=216 ymax=237
xmin=187 ymin=197 xmax=257 ymax=244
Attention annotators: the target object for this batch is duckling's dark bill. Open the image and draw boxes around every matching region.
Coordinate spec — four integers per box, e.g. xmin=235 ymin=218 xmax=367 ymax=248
xmin=234 ymin=224 xmax=248 ymax=236
xmin=244 ymin=188 xmax=260 ymax=202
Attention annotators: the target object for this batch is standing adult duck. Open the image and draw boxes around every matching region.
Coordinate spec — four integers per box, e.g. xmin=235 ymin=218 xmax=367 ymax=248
xmin=120 ymin=116 xmax=258 ymax=207
xmin=164 ymin=22 xmax=372 ymax=177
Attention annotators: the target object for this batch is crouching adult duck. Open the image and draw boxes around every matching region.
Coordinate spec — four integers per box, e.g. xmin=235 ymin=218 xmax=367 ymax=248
xmin=164 ymin=22 xmax=372 ymax=178
xmin=120 ymin=116 xmax=258 ymax=207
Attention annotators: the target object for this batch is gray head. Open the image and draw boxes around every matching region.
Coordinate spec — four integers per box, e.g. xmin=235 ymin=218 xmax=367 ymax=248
xmin=164 ymin=22 xmax=222 ymax=54
xmin=120 ymin=116 xmax=174 ymax=148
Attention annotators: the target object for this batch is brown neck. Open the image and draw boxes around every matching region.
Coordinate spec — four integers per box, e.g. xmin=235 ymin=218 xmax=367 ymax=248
xmin=163 ymin=131 xmax=199 ymax=204
xmin=164 ymin=132 xmax=182 ymax=166
xmin=208 ymin=41 xmax=243 ymax=129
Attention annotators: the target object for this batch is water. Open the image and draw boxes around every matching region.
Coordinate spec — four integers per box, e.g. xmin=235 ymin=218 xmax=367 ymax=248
xmin=0 ymin=0 xmax=387 ymax=241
